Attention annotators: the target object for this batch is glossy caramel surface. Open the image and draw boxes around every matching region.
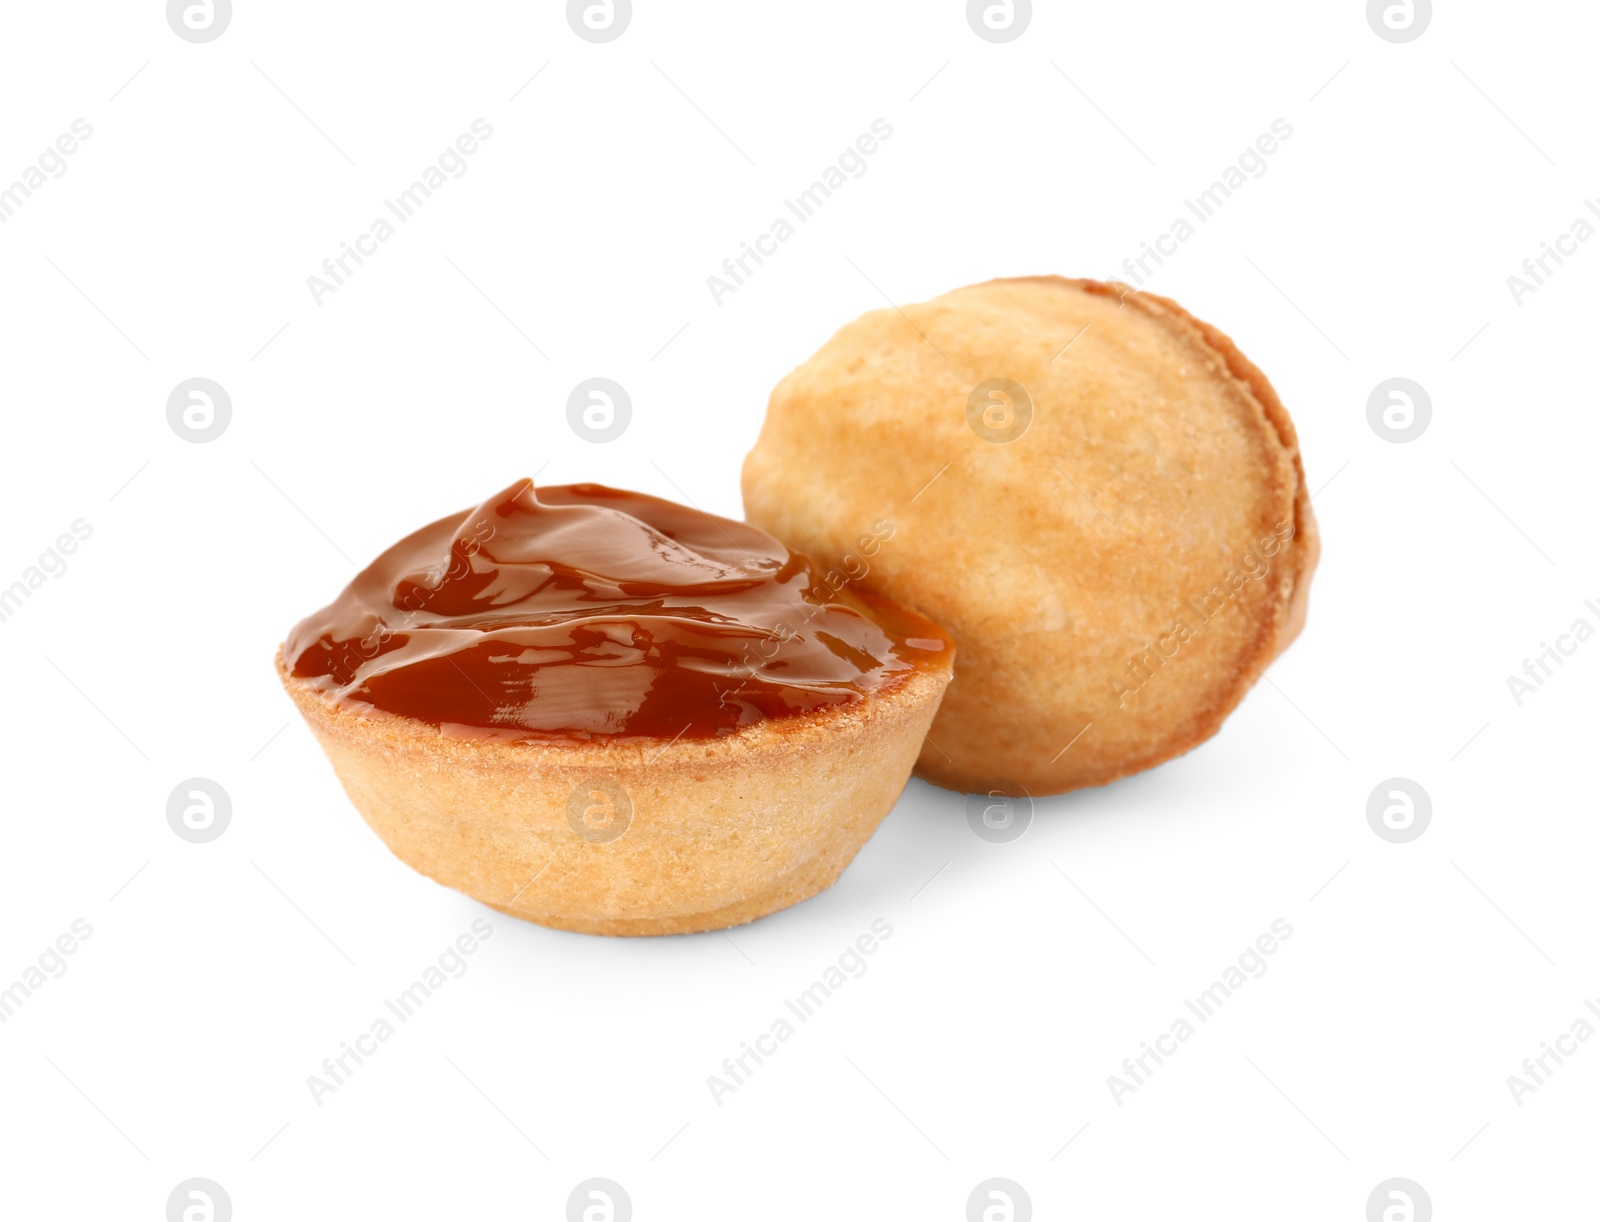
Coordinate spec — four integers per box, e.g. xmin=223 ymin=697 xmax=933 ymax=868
xmin=284 ymin=480 xmax=949 ymax=742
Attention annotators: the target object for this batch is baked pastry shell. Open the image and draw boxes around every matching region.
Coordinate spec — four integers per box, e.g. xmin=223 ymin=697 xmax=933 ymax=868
xmin=743 ymin=276 xmax=1319 ymax=796
xmin=277 ymin=653 xmax=951 ymax=936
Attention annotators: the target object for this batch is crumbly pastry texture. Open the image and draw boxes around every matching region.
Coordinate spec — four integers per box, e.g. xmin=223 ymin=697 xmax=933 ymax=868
xmin=742 ymin=276 xmax=1318 ymax=795
xmin=280 ymin=653 xmax=949 ymax=935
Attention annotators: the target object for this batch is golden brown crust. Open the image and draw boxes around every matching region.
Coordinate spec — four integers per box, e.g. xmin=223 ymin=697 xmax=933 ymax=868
xmin=1099 ymin=282 xmax=1319 ymax=654
xmin=742 ymin=275 xmax=1317 ymax=796
xmin=278 ymin=650 xmax=951 ymax=935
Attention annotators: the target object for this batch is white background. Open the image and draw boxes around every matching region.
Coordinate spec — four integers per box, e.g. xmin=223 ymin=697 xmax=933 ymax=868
xmin=0 ymin=2 xmax=1594 ymax=1218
